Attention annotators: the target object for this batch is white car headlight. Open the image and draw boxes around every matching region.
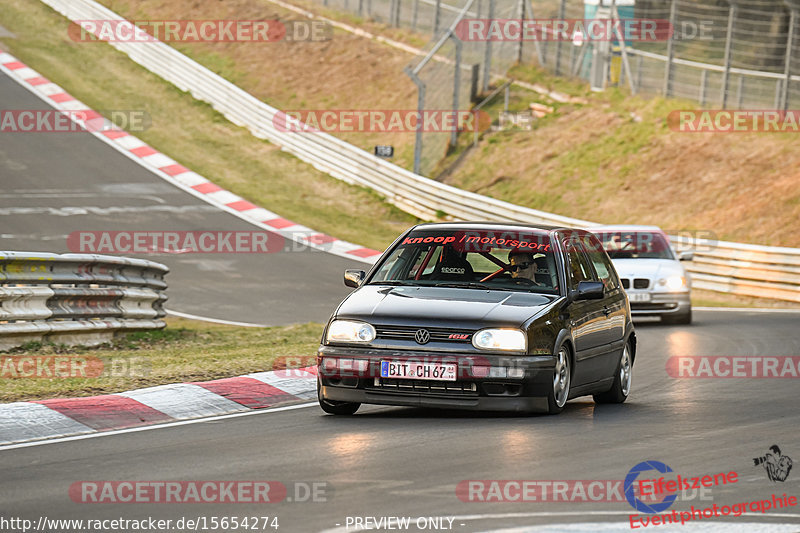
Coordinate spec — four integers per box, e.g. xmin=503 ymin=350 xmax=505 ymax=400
xmin=659 ymin=276 xmax=686 ymax=290
xmin=472 ymin=329 xmax=527 ymax=352
xmin=326 ymin=320 xmax=376 ymax=343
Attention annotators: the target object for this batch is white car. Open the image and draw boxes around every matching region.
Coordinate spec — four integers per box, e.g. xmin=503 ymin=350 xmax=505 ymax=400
xmin=590 ymin=225 xmax=692 ymax=324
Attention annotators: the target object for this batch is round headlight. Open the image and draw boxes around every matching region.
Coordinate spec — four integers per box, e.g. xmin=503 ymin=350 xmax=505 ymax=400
xmin=472 ymin=328 xmax=526 ymax=352
xmin=326 ymin=320 xmax=376 ymax=343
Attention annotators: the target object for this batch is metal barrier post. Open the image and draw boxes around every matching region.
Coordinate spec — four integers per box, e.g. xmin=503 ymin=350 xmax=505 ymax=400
xmin=482 ymin=0 xmax=495 ymax=92
xmin=781 ymin=3 xmax=798 ymax=110
xmin=554 ymin=0 xmax=566 ymax=75
xmin=663 ymin=0 xmax=677 ymax=97
xmin=721 ymin=1 xmax=737 ymax=109
xmin=406 ymin=67 xmax=426 ymax=175
xmin=412 ymin=0 xmax=419 ymax=31
xmin=517 ymin=0 xmax=525 ymax=64
xmin=434 ymin=0 xmax=441 ymax=36
xmin=699 ymin=69 xmax=708 ymax=106
xmin=451 ymin=33 xmax=462 ymax=148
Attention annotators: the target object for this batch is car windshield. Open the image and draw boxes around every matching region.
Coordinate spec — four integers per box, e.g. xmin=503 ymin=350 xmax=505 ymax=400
xmin=369 ymin=228 xmax=559 ymax=294
xmin=595 ymin=231 xmax=674 ymax=260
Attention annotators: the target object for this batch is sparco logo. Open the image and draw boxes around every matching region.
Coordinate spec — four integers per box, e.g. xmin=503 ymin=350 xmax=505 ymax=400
xmin=414 ymin=329 xmax=431 ymax=345
xmin=441 ymin=267 xmax=465 ymax=274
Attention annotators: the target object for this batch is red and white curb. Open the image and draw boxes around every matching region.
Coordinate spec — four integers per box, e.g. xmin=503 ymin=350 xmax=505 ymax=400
xmin=0 ymin=367 xmax=318 ymax=446
xmin=0 ymin=49 xmax=383 ymax=264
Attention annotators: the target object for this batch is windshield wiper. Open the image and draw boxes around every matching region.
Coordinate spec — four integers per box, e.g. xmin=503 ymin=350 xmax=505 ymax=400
xmin=432 ymin=282 xmax=506 ymax=290
xmin=367 ymin=280 xmax=415 ymax=286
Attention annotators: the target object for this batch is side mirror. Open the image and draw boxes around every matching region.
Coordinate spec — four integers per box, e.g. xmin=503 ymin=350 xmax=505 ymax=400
xmin=679 ymin=251 xmax=694 ymax=261
xmin=344 ymin=269 xmax=366 ymax=288
xmin=571 ymin=281 xmax=605 ymax=301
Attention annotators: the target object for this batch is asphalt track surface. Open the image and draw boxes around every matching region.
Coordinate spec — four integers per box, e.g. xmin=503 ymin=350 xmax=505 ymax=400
xmin=2 ymin=69 xmax=800 ymax=532
xmin=2 ymin=310 xmax=800 ymax=532
xmin=0 ymin=71 xmax=357 ymax=325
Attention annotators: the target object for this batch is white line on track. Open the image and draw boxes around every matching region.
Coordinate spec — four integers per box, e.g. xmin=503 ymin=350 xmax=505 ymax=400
xmin=165 ymin=308 xmax=269 ymax=327
xmin=0 ymin=401 xmax=317 ymax=451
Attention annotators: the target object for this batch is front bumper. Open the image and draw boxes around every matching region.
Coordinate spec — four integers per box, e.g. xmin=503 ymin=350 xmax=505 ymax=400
xmin=317 ymin=345 xmax=555 ymax=413
xmin=629 ymin=291 xmax=691 ymax=317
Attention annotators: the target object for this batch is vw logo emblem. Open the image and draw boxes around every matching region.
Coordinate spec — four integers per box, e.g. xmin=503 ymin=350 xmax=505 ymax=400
xmin=414 ymin=329 xmax=430 ymax=344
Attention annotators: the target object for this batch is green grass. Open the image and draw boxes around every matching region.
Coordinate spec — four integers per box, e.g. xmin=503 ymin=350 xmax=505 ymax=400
xmin=0 ymin=318 xmax=322 ymax=402
xmin=0 ymin=0 xmax=418 ymax=253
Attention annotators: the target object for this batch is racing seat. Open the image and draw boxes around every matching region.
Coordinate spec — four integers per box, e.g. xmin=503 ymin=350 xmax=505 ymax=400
xmin=534 ymin=255 xmax=553 ymax=288
xmin=429 ymin=249 xmax=474 ymax=281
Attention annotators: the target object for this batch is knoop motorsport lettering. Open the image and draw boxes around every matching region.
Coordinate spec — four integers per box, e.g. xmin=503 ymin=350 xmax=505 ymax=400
xmin=401 ymin=232 xmax=552 ymax=252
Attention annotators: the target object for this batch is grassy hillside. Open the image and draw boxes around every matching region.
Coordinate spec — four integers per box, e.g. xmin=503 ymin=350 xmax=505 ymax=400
xmin=83 ymin=0 xmax=800 ymax=248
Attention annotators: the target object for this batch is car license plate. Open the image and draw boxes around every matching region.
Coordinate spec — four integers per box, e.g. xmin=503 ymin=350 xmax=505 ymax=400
xmin=381 ymin=361 xmax=457 ymax=381
xmin=628 ymin=292 xmax=651 ymax=302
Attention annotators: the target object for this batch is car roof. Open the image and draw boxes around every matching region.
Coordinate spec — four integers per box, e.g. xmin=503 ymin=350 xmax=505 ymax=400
xmin=410 ymin=221 xmax=574 ymax=233
xmin=588 ymin=224 xmax=666 ymax=233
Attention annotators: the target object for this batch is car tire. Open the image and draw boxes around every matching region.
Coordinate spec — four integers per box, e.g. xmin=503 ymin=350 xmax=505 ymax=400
xmin=662 ymin=307 xmax=692 ymax=325
xmin=546 ymin=343 xmax=572 ymax=415
xmin=594 ymin=339 xmax=633 ymax=404
xmin=317 ymin=380 xmax=360 ymax=415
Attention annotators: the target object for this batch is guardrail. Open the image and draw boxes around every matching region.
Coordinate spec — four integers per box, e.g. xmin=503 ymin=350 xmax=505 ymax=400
xmin=39 ymin=0 xmax=800 ymax=304
xmin=0 ymin=252 xmax=168 ymax=351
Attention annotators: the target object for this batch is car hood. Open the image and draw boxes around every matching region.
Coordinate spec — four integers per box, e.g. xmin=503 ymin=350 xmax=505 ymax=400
xmin=335 ymin=285 xmax=559 ymax=328
xmin=611 ymin=258 xmax=686 ymax=280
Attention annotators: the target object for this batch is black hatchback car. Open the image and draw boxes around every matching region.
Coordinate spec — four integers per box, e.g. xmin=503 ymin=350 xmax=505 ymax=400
xmin=317 ymin=223 xmax=636 ymax=415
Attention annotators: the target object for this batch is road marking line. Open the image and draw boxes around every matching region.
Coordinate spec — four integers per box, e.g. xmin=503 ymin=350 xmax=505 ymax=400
xmin=165 ymin=308 xmax=269 ymax=327
xmin=694 ymin=307 xmax=800 ymax=313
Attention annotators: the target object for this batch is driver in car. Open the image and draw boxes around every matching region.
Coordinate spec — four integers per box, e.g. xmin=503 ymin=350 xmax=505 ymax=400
xmin=508 ymin=251 xmax=543 ymax=286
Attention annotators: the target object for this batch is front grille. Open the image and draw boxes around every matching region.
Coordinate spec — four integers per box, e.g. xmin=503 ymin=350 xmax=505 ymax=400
xmin=631 ymin=302 xmax=678 ymax=311
xmin=621 ymin=279 xmax=630 ymax=289
xmin=368 ymin=377 xmax=478 ymax=396
xmin=633 ymin=278 xmax=650 ymax=289
xmin=374 ymin=325 xmax=474 ymax=343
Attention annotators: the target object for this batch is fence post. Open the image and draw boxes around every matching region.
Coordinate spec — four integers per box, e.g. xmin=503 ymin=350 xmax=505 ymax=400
xmin=434 ymin=0 xmax=442 ymax=36
xmin=736 ymin=76 xmax=745 ymax=108
xmin=482 ymin=0 xmax=495 ymax=92
xmin=526 ymin=0 xmax=546 ymax=66
xmin=451 ymin=33 xmax=463 ymax=148
xmin=781 ymin=4 xmax=797 ymax=110
xmin=636 ymin=54 xmax=643 ymax=91
xmin=699 ymin=68 xmax=708 ymax=106
xmin=358 ymin=0 xmax=364 ymax=17
xmin=720 ymin=1 xmax=737 ymax=109
xmin=554 ymin=0 xmax=566 ymax=75
xmin=405 ymin=67 xmax=426 ymax=175
xmin=394 ymin=0 xmax=402 ymax=27
xmin=517 ymin=0 xmax=525 ymax=64
xmin=663 ymin=0 xmax=677 ymax=97
xmin=412 ymin=0 xmax=419 ymax=31
xmin=470 ymin=63 xmax=480 ymax=102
